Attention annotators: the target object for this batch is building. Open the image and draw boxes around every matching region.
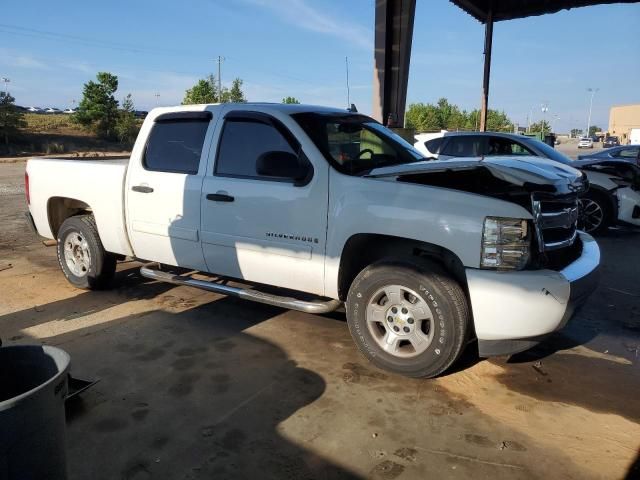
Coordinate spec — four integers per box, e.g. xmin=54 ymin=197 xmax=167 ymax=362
xmin=609 ymin=104 xmax=640 ymax=144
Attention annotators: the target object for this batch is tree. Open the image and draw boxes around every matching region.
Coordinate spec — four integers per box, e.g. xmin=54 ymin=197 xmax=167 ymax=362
xmin=183 ymin=75 xmax=218 ymax=104
xmin=224 ymin=78 xmax=246 ymax=103
xmin=405 ymin=98 xmax=513 ymax=132
xmin=74 ymin=72 xmax=119 ymax=140
xmin=183 ymin=75 xmax=246 ymax=104
xmin=570 ymin=128 xmax=583 ymax=138
xmin=0 ymin=91 xmax=26 ymax=145
xmin=282 ymin=96 xmax=300 ymax=104
xmin=529 ymin=120 xmax=551 ymax=134
xmin=115 ymin=94 xmax=139 ymax=145
xmin=588 ymin=125 xmax=600 ymax=136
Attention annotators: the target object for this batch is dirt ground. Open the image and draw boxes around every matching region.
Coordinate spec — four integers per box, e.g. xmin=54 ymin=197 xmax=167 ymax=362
xmin=1 ymin=162 xmax=639 ymax=479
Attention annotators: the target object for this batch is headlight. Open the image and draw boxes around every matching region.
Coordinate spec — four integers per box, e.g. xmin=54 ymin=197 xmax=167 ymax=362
xmin=481 ymin=217 xmax=530 ymax=270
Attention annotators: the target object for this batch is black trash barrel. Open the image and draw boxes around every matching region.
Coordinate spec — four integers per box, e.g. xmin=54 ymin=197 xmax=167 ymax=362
xmin=0 ymin=345 xmax=70 ymax=480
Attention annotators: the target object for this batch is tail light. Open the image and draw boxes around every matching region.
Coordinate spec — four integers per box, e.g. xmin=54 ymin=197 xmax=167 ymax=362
xmin=25 ymin=171 xmax=30 ymax=205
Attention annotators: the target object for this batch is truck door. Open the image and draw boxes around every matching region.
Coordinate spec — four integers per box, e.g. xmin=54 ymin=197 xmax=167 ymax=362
xmin=200 ymin=109 xmax=329 ymax=296
xmin=125 ymin=110 xmax=215 ymax=270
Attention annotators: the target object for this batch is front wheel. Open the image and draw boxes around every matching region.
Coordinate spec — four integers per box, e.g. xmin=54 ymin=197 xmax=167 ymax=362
xmin=579 ymin=191 xmax=613 ymax=234
xmin=346 ymin=259 xmax=470 ymax=378
xmin=56 ymin=215 xmax=116 ymax=289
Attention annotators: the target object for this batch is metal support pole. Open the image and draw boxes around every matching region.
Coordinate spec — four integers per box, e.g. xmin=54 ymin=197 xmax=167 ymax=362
xmin=479 ymin=6 xmax=493 ymax=132
xmin=372 ymin=0 xmax=416 ymax=127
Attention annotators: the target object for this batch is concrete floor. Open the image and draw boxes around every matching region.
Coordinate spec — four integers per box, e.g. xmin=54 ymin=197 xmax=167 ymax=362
xmin=1 ymin=162 xmax=639 ymax=479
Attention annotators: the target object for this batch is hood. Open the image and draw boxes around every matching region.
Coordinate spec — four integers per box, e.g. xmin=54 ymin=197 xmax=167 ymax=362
xmin=366 ymin=155 xmax=587 ymax=195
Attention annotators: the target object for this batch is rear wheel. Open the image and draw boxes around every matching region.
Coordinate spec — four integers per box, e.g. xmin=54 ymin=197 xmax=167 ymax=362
xmin=345 ymin=259 xmax=469 ymax=378
xmin=56 ymin=215 xmax=116 ymax=289
xmin=579 ymin=190 xmax=613 ymax=234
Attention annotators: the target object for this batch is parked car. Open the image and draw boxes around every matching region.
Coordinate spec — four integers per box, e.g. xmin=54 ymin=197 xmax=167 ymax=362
xmin=603 ymin=136 xmax=620 ymax=148
xmin=63 ymin=108 xmax=77 ymax=114
xmin=414 ymin=131 xmax=640 ymax=234
xmin=134 ymin=110 xmax=148 ymax=119
xmin=26 ymin=106 xmax=42 ymax=113
xmin=43 ymin=107 xmax=62 ymax=114
xmin=25 ymin=103 xmax=599 ymax=378
xmin=578 ymin=145 xmax=640 ymax=166
xmin=578 ymin=137 xmax=594 ymax=149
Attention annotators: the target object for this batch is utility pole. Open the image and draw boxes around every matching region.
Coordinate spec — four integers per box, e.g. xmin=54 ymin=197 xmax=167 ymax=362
xmin=586 ymin=87 xmax=599 ymax=138
xmin=216 ymin=56 xmax=225 ymax=102
xmin=155 ymin=93 xmax=160 ymax=106
xmin=1 ymin=77 xmax=9 ymax=95
xmin=541 ymin=103 xmax=549 ymax=135
xmin=527 ymin=106 xmax=535 ymax=133
xmin=345 ymin=56 xmax=351 ymax=109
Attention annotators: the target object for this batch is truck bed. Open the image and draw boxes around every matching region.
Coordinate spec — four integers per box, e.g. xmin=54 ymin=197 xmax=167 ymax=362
xmin=26 ymin=157 xmax=133 ymax=256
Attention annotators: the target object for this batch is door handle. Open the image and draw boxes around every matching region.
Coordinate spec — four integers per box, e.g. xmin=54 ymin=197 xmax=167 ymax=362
xmin=131 ymin=185 xmax=154 ymax=193
xmin=206 ymin=192 xmax=234 ymax=202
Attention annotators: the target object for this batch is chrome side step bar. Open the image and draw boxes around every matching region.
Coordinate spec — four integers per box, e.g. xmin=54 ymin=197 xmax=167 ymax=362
xmin=140 ymin=265 xmax=341 ymax=314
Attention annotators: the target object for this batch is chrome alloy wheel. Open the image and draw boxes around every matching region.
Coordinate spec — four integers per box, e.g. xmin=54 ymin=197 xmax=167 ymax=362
xmin=63 ymin=231 xmax=92 ymax=277
xmin=366 ymin=284 xmax=435 ymax=358
xmin=579 ymin=198 xmax=604 ymax=233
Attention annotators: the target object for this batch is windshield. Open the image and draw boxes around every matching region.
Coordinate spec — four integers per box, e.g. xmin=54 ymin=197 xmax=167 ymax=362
xmin=524 ymin=138 xmax=574 ymax=164
xmin=292 ymin=112 xmax=424 ymax=175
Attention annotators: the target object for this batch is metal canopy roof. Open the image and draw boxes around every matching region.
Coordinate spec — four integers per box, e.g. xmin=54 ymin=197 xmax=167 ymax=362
xmin=450 ymin=0 xmax=637 ymax=22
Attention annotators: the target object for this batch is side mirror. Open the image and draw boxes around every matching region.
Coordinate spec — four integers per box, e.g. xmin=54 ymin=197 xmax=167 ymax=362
xmin=256 ymin=151 xmax=311 ymax=185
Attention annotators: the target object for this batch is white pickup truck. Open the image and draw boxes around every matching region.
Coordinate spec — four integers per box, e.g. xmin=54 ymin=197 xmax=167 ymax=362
xmin=25 ymin=103 xmax=600 ymax=378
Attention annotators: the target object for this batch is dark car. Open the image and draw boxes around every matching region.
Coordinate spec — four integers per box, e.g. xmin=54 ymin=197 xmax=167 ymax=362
xmin=603 ymin=136 xmax=620 ymax=148
xmin=415 ymin=131 xmax=640 ymax=233
xmin=578 ymin=145 xmax=640 ymax=166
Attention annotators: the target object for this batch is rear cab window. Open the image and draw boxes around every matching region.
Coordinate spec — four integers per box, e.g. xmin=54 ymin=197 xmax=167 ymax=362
xmin=425 ymin=137 xmax=444 ymax=154
xmin=144 ymin=113 xmax=211 ymax=174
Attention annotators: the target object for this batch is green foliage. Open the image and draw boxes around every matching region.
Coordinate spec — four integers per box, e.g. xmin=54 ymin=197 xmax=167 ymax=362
xmin=529 ymin=120 xmax=551 ymax=134
xmin=570 ymin=128 xmax=583 ymax=138
xmin=183 ymin=75 xmax=246 ymax=104
xmin=74 ymin=72 xmax=120 ymax=140
xmin=0 ymin=91 xmax=26 ymax=144
xmin=115 ymin=94 xmax=139 ymax=145
xmin=224 ymin=78 xmax=246 ymax=103
xmin=588 ymin=125 xmax=600 ymax=136
xmin=405 ymin=98 xmax=513 ymax=132
xmin=183 ymin=75 xmax=218 ymax=104
xmin=282 ymin=96 xmax=300 ymax=104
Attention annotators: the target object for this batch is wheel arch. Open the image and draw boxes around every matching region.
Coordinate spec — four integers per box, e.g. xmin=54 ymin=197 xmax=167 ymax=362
xmin=585 ymin=185 xmax=618 ymax=220
xmin=336 ymin=233 xmax=469 ymax=302
xmin=47 ymin=196 xmax=93 ymax=238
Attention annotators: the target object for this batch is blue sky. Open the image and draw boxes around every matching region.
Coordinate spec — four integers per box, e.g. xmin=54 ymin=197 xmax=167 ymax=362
xmin=1 ymin=0 xmax=638 ymax=132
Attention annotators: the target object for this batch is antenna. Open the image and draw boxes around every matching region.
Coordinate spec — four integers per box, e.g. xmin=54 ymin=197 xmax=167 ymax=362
xmin=345 ymin=56 xmax=350 ymax=109
xmin=216 ymin=56 xmax=225 ymax=102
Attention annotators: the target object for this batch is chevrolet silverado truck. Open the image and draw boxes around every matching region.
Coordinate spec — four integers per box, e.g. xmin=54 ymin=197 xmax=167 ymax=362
xmin=25 ymin=103 xmax=600 ymax=378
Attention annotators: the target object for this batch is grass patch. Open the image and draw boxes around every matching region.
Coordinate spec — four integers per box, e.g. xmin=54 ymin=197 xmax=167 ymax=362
xmin=23 ymin=114 xmax=82 ymax=134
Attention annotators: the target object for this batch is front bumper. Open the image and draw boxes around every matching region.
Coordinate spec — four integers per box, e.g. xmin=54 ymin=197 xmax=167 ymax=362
xmin=616 ymin=187 xmax=640 ymax=227
xmin=465 ymin=232 xmax=600 ymax=357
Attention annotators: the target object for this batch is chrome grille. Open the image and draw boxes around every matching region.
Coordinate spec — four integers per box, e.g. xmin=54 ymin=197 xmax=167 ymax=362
xmin=531 ymin=194 xmax=579 ymax=252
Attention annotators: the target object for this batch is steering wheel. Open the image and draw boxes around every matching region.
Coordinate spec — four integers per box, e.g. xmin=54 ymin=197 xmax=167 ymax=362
xmin=357 ymin=148 xmax=375 ymax=159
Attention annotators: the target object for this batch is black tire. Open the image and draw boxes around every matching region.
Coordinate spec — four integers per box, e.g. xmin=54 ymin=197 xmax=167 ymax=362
xmin=579 ymin=190 xmax=613 ymax=235
xmin=345 ymin=258 xmax=470 ymax=378
xmin=56 ymin=215 xmax=116 ymax=290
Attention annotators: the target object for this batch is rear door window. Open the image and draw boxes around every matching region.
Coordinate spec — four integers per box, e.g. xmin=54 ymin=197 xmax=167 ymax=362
xmin=615 ymin=147 xmax=640 ymax=159
xmin=144 ymin=120 xmax=209 ymax=174
xmin=441 ymin=136 xmax=484 ymax=157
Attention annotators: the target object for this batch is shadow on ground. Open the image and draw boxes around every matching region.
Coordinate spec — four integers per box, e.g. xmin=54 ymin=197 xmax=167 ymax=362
xmin=0 ymin=264 xmax=360 ymax=479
